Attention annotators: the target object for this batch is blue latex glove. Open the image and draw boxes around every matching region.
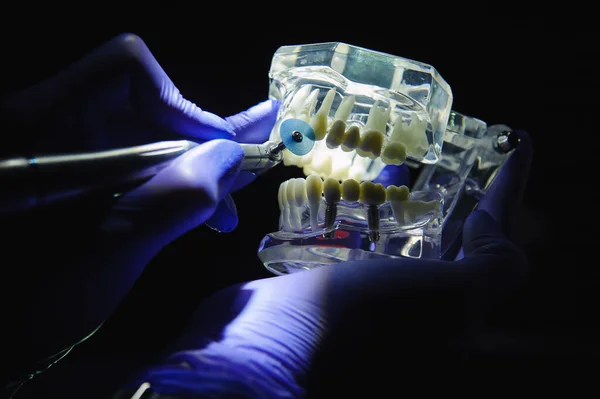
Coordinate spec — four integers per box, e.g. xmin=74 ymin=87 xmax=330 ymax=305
xmin=0 ymin=34 xmax=279 ymax=371
xmin=119 ymin=131 xmax=533 ymax=398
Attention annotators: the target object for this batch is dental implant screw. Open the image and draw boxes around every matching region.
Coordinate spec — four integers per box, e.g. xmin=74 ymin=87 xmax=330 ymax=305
xmin=494 ymin=130 xmax=519 ymax=154
xmin=323 ymin=203 xmax=338 ymax=239
xmin=292 ymin=130 xmax=304 ymax=142
xmin=367 ymin=205 xmax=380 ymax=243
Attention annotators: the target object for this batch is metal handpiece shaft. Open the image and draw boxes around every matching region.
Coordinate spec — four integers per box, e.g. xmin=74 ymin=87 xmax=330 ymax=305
xmin=0 ymin=139 xmax=286 ymax=214
xmin=239 ymin=141 xmax=285 ymax=175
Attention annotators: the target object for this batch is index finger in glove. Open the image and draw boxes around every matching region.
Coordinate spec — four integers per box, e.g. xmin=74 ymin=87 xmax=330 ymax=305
xmin=477 ymin=130 xmax=533 ymax=237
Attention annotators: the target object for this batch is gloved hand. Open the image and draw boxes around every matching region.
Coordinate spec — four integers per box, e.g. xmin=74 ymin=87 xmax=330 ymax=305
xmin=124 ymin=131 xmax=533 ymax=398
xmin=0 ymin=33 xmax=279 ymax=372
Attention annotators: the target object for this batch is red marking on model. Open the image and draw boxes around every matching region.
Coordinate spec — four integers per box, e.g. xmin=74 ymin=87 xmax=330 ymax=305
xmin=315 ymin=230 xmax=350 ymax=240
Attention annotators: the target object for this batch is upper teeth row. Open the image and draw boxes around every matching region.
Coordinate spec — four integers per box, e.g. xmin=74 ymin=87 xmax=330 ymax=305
xmin=277 ymin=86 xmax=430 ymax=181
xmin=278 ymin=175 xmax=440 ymax=233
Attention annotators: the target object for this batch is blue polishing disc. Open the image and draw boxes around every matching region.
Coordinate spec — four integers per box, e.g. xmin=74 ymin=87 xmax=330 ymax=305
xmin=280 ymin=118 xmax=316 ymax=156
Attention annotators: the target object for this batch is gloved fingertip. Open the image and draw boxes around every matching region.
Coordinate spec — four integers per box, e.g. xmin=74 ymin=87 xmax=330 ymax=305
xmin=462 ymin=209 xmax=522 ymax=260
xmin=204 ymin=195 xmax=239 ymax=233
xmin=477 ymin=129 xmax=533 ymax=239
xmin=178 ymin=110 xmax=237 ymax=141
xmin=513 ymin=129 xmax=533 ymax=156
xmin=200 ymin=139 xmax=245 ymax=196
xmin=226 ymin=100 xmax=281 ymax=144
xmin=230 ymin=171 xmax=257 ymax=192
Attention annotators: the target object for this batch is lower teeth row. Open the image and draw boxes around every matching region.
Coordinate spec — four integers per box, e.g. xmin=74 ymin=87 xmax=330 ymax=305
xmin=278 ymin=175 xmax=441 ymax=237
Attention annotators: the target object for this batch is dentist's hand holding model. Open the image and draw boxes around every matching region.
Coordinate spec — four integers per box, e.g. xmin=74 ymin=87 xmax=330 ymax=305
xmin=0 ymin=34 xmax=532 ymax=398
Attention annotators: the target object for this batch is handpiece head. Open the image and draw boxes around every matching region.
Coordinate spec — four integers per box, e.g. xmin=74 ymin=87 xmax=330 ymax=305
xmin=279 ymin=118 xmax=315 ymax=156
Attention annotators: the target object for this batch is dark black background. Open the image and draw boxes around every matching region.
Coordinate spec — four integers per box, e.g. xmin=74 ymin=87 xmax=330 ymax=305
xmin=1 ymin=8 xmax=598 ymax=397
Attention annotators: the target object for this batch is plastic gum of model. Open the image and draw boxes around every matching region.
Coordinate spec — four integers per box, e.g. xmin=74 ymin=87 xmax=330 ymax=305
xmin=257 ymin=42 xmax=515 ymax=275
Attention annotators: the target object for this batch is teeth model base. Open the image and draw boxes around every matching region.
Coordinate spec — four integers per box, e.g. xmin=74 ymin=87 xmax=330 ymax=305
xmin=261 ymin=175 xmax=443 ymax=275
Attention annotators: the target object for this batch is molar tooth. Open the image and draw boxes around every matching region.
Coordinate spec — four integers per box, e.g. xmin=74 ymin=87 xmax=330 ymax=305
xmin=306 ymin=174 xmax=323 ymax=232
xmin=298 ymin=88 xmax=320 ymax=122
xmin=389 ymin=114 xmax=429 ymax=157
xmin=381 ymin=141 xmax=408 ymax=165
xmin=386 ymin=185 xmax=410 ymax=225
xmin=359 ymin=181 xmax=387 ymax=242
xmin=356 ymin=130 xmax=384 ymax=159
xmin=326 ymin=120 xmax=346 ymax=149
xmin=310 ymin=88 xmax=336 ymax=140
xmin=341 ymin=179 xmax=360 ymax=203
xmin=334 ymin=95 xmax=355 ymax=122
xmin=323 ymin=178 xmax=342 ymax=238
xmin=359 ymin=181 xmax=387 ymax=206
xmin=340 ymin=125 xmax=361 ymax=152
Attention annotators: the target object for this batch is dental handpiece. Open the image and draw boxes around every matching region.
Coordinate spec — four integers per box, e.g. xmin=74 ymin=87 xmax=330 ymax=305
xmin=0 ymin=119 xmax=317 ymax=214
xmin=0 ymin=140 xmax=290 ymax=214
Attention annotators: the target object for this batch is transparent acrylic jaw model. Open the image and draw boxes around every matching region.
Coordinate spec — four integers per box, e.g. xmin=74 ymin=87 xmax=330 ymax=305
xmin=257 ymin=42 xmax=516 ymax=275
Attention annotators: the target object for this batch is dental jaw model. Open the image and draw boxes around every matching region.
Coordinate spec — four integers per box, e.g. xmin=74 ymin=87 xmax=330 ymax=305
xmin=258 ymin=43 xmax=517 ymax=275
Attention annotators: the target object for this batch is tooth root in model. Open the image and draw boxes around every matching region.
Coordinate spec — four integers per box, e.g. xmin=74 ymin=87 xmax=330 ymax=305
xmin=288 ymin=85 xmax=312 ymax=117
xmin=334 ymin=95 xmax=355 ymax=122
xmin=359 ymin=181 xmax=387 ymax=242
xmin=323 ymin=178 xmax=342 ymax=238
xmin=306 ymin=174 xmax=323 ymax=232
xmin=389 ymin=114 xmax=429 ymax=157
xmin=279 ymin=180 xmax=293 ymax=232
xmin=310 ymin=88 xmax=336 ymax=141
xmin=277 ymin=181 xmax=286 ymax=229
xmin=326 ymin=95 xmax=355 ymax=148
xmin=286 ymin=179 xmax=302 ymax=231
xmin=403 ymin=200 xmax=441 ymax=224
xmin=293 ymin=178 xmax=308 ymax=229
xmin=365 ymin=101 xmax=391 ymax=133
xmin=298 ymin=88 xmax=320 ymax=123
xmin=356 ymin=101 xmax=389 ymax=158
xmin=386 ymin=184 xmax=410 ymax=225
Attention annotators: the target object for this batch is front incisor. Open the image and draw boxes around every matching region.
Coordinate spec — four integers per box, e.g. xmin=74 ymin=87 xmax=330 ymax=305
xmin=306 ymin=174 xmax=323 ymax=203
